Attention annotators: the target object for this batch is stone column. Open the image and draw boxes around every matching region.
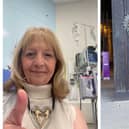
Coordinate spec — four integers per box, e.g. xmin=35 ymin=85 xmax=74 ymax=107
xmin=112 ymin=0 xmax=129 ymax=92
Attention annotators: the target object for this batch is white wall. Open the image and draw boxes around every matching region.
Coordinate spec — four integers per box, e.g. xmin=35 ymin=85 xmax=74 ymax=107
xmin=55 ymin=0 xmax=97 ymax=123
xmin=55 ymin=0 xmax=97 ymax=80
xmin=3 ymin=0 xmax=56 ymax=68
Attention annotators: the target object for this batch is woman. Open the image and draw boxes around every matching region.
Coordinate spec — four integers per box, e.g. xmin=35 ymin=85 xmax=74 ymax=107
xmin=3 ymin=27 xmax=88 ymax=129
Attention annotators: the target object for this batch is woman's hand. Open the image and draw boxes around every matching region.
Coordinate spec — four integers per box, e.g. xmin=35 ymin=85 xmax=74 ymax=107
xmin=4 ymin=89 xmax=28 ymax=129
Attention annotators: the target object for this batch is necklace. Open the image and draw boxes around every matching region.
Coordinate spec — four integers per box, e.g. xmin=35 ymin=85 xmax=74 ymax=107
xmin=28 ymin=97 xmax=53 ymax=129
xmin=24 ymin=83 xmax=55 ymax=129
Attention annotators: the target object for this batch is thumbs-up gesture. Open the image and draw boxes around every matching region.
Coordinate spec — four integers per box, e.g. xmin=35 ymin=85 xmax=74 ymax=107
xmin=4 ymin=89 xmax=28 ymax=129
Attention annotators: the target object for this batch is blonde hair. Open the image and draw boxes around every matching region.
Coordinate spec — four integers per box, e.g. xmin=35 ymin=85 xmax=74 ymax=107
xmin=4 ymin=27 xmax=69 ymax=100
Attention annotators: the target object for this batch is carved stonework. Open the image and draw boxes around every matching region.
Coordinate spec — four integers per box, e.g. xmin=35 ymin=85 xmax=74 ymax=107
xmin=123 ymin=14 xmax=129 ymax=33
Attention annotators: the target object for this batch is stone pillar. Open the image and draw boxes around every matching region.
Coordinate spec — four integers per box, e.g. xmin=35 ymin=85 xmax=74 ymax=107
xmin=112 ymin=0 xmax=129 ymax=92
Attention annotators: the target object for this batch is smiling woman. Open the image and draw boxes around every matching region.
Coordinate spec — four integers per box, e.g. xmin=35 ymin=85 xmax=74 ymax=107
xmin=21 ymin=41 xmax=56 ymax=86
xmin=4 ymin=27 xmax=68 ymax=98
xmin=3 ymin=27 xmax=88 ymax=129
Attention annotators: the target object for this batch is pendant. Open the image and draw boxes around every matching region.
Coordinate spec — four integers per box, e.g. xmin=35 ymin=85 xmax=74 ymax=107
xmin=30 ymin=106 xmax=51 ymax=129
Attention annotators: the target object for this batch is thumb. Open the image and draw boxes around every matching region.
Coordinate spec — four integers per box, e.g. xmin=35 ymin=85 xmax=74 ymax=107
xmin=5 ymin=89 xmax=28 ymax=126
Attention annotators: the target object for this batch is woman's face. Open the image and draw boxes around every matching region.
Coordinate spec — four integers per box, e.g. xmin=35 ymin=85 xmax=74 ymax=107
xmin=21 ymin=41 xmax=56 ymax=85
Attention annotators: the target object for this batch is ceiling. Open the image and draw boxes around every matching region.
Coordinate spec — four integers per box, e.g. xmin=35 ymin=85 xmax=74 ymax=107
xmin=53 ymin=0 xmax=83 ymax=4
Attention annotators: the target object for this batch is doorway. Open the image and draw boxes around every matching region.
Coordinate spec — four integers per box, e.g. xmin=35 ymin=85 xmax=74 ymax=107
xmin=101 ymin=0 xmax=113 ymax=81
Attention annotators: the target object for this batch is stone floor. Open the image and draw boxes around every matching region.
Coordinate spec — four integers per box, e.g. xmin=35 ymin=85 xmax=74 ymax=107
xmin=101 ymin=79 xmax=129 ymax=129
